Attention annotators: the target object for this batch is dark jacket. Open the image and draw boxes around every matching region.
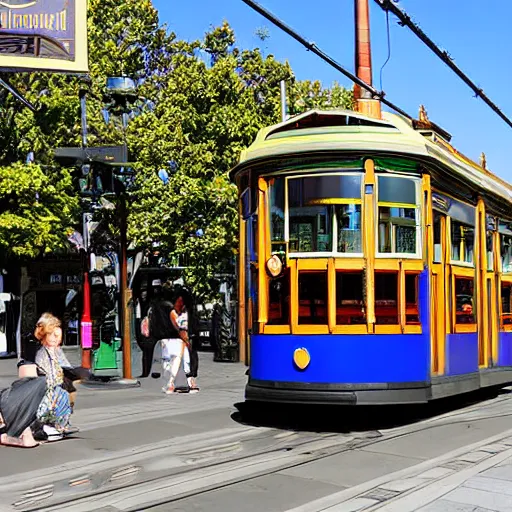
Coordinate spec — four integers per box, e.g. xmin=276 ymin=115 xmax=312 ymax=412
xmin=148 ymin=299 xmax=179 ymax=340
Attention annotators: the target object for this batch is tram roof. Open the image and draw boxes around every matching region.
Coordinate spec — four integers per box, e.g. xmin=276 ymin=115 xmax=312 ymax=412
xmin=229 ymin=109 xmax=512 ymax=207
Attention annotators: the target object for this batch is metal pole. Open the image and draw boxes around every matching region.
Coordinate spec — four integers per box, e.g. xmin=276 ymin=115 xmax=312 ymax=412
xmin=280 ymin=80 xmax=287 ymax=122
xmin=120 ymin=193 xmax=132 ymax=379
xmin=80 ymin=88 xmax=88 ymax=147
xmin=79 ymin=86 xmax=92 ymax=369
xmin=120 ymin=108 xmax=132 ymax=379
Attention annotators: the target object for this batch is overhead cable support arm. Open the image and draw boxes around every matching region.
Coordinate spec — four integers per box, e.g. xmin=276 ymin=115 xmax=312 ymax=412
xmin=373 ymin=0 xmax=512 ymax=130
xmin=241 ymin=0 xmax=413 ymax=119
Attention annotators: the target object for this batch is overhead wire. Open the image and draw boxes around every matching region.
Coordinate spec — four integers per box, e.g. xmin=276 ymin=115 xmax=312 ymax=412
xmin=240 ymin=0 xmax=413 ymax=119
xmin=379 ymin=9 xmax=392 ymax=92
xmin=373 ymin=0 xmax=512 ymax=130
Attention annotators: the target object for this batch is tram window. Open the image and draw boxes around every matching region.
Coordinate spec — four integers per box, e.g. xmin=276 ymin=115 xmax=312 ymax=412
xmin=433 ymin=212 xmax=442 ymax=263
xmin=269 ymin=178 xmax=285 ymax=242
xmin=246 ymin=216 xmax=258 ymax=262
xmin=375 ymin=272 xmax=399 ymax=325
xmin=289 ymin=208 xmax=332 ymax=252
xmin=378 ymin=207 xmax=417 ymax=254
xmin=288 ymin=175 xmax=362 ymax=254
xmin=501 ymin=234 xmax=512 ymax=273
xmin=487 ymin=232 xmax=494 ymax=271
xmin=378 ymin=176 xmax=416 ymax=204
xmin=454 ymin=277 xmax=475 ymax=324
xmin=502 ymin=282 xmax=512 ymax=326
xmin=451 ymin=221 xmax=475 ymax=264
xmin=405 ymin=273 xmax=420 ymax=325
xmin=298 ymin=271 xmax=328 ymax=324
xmin=377 ymin=176 xmax=419 ymax=255
xmin=267 ymin=270 xmax=290 ymax=325
xmin=336 ymin=205 xmax=362 ymax=253
xmin=336 ymin=271 xmax=365 ymax=324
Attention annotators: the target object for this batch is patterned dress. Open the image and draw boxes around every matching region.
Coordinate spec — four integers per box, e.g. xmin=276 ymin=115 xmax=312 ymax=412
xmin=35 ymin=347 xmax=72 ymax=431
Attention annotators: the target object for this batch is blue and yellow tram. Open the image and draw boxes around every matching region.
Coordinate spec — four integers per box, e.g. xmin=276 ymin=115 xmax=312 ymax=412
xmin=230 ymin=107 xmax=512 ymax=405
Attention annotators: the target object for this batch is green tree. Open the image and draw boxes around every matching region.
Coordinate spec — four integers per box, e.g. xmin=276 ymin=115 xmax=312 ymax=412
xmin=0 ymin=5 xmax=353 ymax=298
xmin=0 ymin=0 xmax=174 ymax=261
xmin=127 ymin=23 xmax=353 ymax=298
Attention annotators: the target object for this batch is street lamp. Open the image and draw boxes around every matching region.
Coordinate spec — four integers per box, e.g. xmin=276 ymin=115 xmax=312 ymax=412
xmin=104 ymin=76 xmax=138 ymax=380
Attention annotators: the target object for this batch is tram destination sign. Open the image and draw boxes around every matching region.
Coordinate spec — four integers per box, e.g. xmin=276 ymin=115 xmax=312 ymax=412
xmin=0 ymin=0 xmax=88 ymax=73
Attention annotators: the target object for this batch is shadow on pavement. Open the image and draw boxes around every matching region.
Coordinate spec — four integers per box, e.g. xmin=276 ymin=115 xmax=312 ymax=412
xmin=231 ymin=387 xmax=507 ymax=434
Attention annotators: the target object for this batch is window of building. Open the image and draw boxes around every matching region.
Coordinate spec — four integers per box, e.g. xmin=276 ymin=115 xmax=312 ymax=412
xmin=451 ymin=221 xmax=475 ymax=264
xmin=377 ymin=175 xmax=420 ymax=256
xmin=267 ymin=270 xmax=290 ymax=325
xmin=298 ymin=271 xmax=328 ymax=324
xmin=375 ymin=272 xmax=399 ymax=324
xmin=405 ymin=273 xmax=420 ymax=325
xmin=454 ymin=277 xmax=475 ymax=324
xmin=335 ymin=271 xmax=365 ymax=325
xmin=287 ymin=174 xmax=362 ymax=255
xmin=502 ymin=282 xmax=512 ymax=326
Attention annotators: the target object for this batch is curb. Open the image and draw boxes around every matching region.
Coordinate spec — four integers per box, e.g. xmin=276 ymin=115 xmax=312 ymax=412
xmin=80 ymin=378 xmax=141 ymax=390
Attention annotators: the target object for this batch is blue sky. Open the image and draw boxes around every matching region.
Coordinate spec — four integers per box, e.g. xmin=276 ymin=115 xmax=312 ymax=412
xmin=153 ymin=0 xmax=512 ymax=183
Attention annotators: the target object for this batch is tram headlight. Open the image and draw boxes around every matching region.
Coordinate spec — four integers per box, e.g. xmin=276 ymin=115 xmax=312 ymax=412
xmin=266 ymin=254 xmax=283 ymax=278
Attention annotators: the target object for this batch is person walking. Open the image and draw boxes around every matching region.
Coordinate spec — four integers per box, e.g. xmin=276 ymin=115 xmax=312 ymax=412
xmin=143 ymin=285 xmax=198 ymax=394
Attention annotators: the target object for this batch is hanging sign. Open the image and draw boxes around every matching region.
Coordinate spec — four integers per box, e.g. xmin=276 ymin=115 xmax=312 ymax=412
xmin=0 ymin=0 xmax=88 ymax=73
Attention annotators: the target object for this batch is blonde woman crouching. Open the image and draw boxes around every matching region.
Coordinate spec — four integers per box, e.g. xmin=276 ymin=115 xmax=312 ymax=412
xmin=34 ymin=313 xmax=77 ymax=435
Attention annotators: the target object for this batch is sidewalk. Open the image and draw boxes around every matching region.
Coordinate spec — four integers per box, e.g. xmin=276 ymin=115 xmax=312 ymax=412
xmin=284 ymin=427 xmax=512 ymax=512
xmin=0 ymin=352 xmax=248 ymax=477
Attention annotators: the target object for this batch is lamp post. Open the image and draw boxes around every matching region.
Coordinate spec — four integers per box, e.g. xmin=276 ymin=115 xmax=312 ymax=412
xmin=104 ymin=77 xmax=137 ymax=380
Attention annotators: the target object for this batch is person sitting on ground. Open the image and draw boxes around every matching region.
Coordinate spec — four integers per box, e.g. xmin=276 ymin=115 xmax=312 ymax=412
xmin=34 ymin=314 xmax=78 ymax=435
xmin=0 ymin=366 xmax=47 ymax=448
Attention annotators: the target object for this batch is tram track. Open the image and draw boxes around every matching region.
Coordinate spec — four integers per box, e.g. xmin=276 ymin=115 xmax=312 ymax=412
xmin=18 ymin=390 xmax=512 ymax=512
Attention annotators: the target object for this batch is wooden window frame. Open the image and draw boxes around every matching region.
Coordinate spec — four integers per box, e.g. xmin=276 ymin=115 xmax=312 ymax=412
xmin=500 ymin=277 xmax=512 ymax=332
xmin=284 ymin=172 xmax=365 ymax=259
xmin=451 ymin=268 xmax=477 ymax=334
xmin=332 ymin=261 xmax=368 ymax=335
xmin=373 ymin=260 xmax=423 ymax=335
xmin=375 ymin=174 xmax=423 ymax=260
xmin=500 ymin=231 xmax=512 ymax=275
xmin=449 ymin=217 xmax=476 ymax=268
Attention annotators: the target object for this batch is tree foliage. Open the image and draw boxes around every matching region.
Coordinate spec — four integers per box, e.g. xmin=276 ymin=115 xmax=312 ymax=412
xmin=0 ymin=4 xmax=353 ymax=297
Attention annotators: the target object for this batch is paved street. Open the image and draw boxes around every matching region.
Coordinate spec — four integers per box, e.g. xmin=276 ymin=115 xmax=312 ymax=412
xmin=2 ymin=354 xmax=512 ymax=511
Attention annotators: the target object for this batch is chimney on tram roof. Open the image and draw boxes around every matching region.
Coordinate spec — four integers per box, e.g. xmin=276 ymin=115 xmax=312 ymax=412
xmin=354 ymin=0 xmax=382 ymax=119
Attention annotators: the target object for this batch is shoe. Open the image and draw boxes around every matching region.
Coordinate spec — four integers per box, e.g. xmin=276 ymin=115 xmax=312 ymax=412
xmin=31 ymin=422 xmax=47 ymax=441
xmin=165 ymin=388 xmax=175 ymax=395
xmin=42 ymin=425 xmax=63 ymax=442
xmin=63 ymin=426 xmax=80 ymax=436
xmin=187 ymin=377 xmax=199 ymax=393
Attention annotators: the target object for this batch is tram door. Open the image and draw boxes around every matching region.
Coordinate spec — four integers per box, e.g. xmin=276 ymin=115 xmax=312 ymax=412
xmin=431 ymin=211 xmax=447 ymax=374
